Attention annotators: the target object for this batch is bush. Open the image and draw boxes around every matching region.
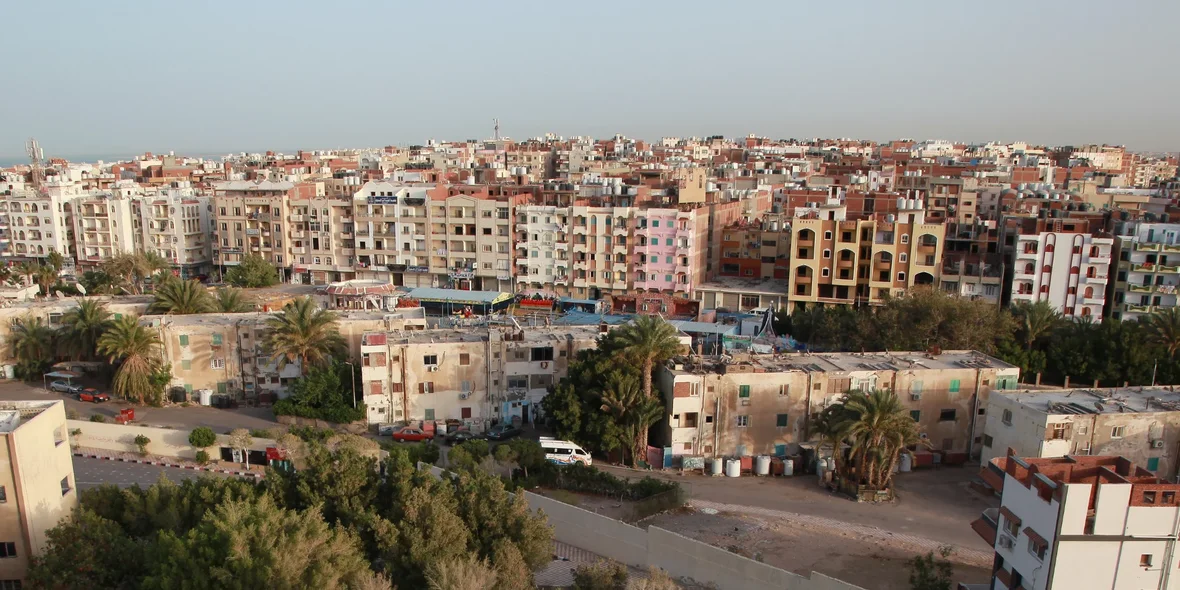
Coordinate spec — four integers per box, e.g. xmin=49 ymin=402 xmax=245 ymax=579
xmin=519 ymin=463 xmax=679 ymax=502
xmin=250 ymin=429 xmax=274 ymax=439
xmin=66 ymin=409 xmax=80 ymax=420
xmin=194 ymin=450 xmax=210 ymax=465
xmin=572 ymin=560 xmax=628 ymax=590
xmin=134 ymin=434 xmax=151 ymax=455
xmin=383 ymin=441 xmax=441 ymax=466
xmin=89 ymin=414 xmax=106 ymax=423
xmin=289 ymin=425 xmax=335 ymax=443
xmin=272 ymin=398 xmax=366 ymax=424
xmin=188 ymin=426 xmax=217 ymax=449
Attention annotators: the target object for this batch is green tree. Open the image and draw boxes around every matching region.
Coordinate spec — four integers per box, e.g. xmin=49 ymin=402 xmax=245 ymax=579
xmin=1145 ymin=307 xmax=1180 ymax=359
xmin=45 ymin=249 xmax=65 ymax=272
xmin=213 ymin=287 xmax=253 ymax=312
xmin=9 ymin=315 xmax=57 ymax=379
xmin=272 ymin=360 xmax=364 ymax=423
xmin=829 ymin=389 xmax=919 ymax=490
xmin=427 ymin=555 xmax=498 ymax=590
xmin=26 ymin=508 xmax=141 ymax=590
xmin=264 ymin=297 xmax=346 ymax=370
xmin=599 ymin=371 xmax=664 ymax=466
xmin=188 ymin=426 xmax=217 ymax=449
xmin=15 ymin=260 xmax=38 ymax=287
xmin=494 ymin=438 xmax=546 ymax=479
xmin=80 ymin=269 xmax=118 ymax=295
xmin=225 ymin=253 xmax=280 ymax=288
xmin=228 ymin=428 xmax=254 ymax=468
xmin=58 ymin=298 xmax=113 ymax=361
xmin=1012 ymin=300 xmax=1062 ymax=352
xmin=908 ymin=546 xmax=955 ymax=590
xmin=35 ymin=263 xmax=58 ymax=296
xmin=97 ymin=315 xmax=164 ymax=404
xmin=614 ymin=316 xmax=684 ymax=401
xmin=573 ymin=560 xmax=629 ymax=590
xmin=142 ymin=496 xmax=376 ymax=590
xmin=101 ymin=252 xmax=169 ymax=295
xmin=149 ymin=279 xmax=214 ymax=314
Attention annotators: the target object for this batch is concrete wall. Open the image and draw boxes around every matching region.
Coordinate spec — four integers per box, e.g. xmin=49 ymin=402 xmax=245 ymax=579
xmin=69 ymin=420 xmax=276 ymax=460
xmin=521 ymin=491 xmax=864 ymax=590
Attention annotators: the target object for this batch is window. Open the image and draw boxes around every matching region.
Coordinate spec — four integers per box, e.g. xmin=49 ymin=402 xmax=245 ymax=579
xmin=736 ymin=415 xmax=749 ymax=427
xmin=179 ymin=334 xmax=189 ymax=346
xmin=1028 ymin=536 xmax=1047 ymax=561
xmin=739 ymin=385 xmax=751 ymax=398
xmin=459 ymin=353 xmax=470 ymax=366
xmin=0 ymin=486 xmax=5 ymax=503
xmin=899 ymin=253 xmax=908 ymax=263
xmin=423 ymin=354 xmax=438 ymax=366
xmin=1003 ymin=516 xmax=1019 ymax=537
xmin=1111 ymin=426 xmax=1126 ymax=439
xmin=211 ymin=333 xmax=223 ymax=346
xmin=1002 ymin=409 xmax=1013 ymax=425
xmin=949 ymin=379 xmax=960 ymax=393
xmin=210 ymin=358 xmax=225 ymax=370
xmin=60 ymin=476 xmax=71 ymax=496
xmin=776 ymin=414 xmax=789 ymax=428
xmin=0 ymin=543 xmax=14 ymax=558
xmin=779 ymin=384 xmax=789 ymax=396
xmin=508 ymin=376 xmax=528 ymax=389
xmin=217 ymin=382 xmax=227 ymax=394
xmin=530 ymin=347 xmax=554 ymax=361
xmin=0 ymin=579 xmax=18 ymax=590
xmin=424 ymin=408 xmax=435 ymax=421
xmin=983 ymin=434 xmax=993 ymax=447
xmin=910 ymin=410 xmax=921 ymax=422
xmin=1148 ymin=457 xmax=1161 ymax=471
xmin=897 ymin=272 xmax=906 ymax=282
xmin=181 ymin=359 xmax=191 ymax=371
xmin=939 ymin=409 xmax=956 ymax=422
xmin=910 ymin=381 xmax=923 ymax=393
xmin=822 ymin=249 xmax=831 ymax=259
xmin=1049 ymin=423 xmax=1067 ymax=440
xmin=1140 ymin=554 xmax=1153 ymax=568
xmin=419 ymin=382 xmax=435 ymax=394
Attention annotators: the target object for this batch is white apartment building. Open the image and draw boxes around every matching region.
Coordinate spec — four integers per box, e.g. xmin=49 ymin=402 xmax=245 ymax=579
xmin=1112 ymin=222 xmax=1180 ymax=321
xmin=72 ymin=196 xmax=141 ymax=272
xmin=2 ymin=191 xmax=75 ymax=262
xmin=135 ymin=185 xmax=214 ymax=278
xmin=974 ymin=453 xmax=1180 ymax=590
xmin=1010 ymin=232 xmax=1113 ymax=321
xmin=515 ymin=204 xmax=571 ymax=293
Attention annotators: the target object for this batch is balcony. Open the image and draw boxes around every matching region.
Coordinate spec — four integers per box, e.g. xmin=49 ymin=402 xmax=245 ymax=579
xmin=971 ymin=508 xmax=999 ymax=547
xmin=1127 ymin=304 xmax=1154 ymax=314
xmin=796 ymin=275 xmax=812 ymax=285
xmin=1159 ymin=265 xmax=1180 ymax=274
xmin=1165 ymin=244 xmax=1180 ymax=254
xmin=1137 ymin=242 xmax=1163 ymax=252
xmin=1016 ymin=248 xmax=1037 ymax=259
xmin=1133 ymin=263 xmax=1157 ymax=272
xmin=289 ymin=214 xmax=306 ymax=222
xmin=1129 ymin=284 xmax=1154 ymax=293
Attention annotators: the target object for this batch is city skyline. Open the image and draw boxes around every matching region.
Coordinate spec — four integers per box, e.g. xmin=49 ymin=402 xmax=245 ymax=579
xmin=3 ymin=0 xmax=1179 ymax=158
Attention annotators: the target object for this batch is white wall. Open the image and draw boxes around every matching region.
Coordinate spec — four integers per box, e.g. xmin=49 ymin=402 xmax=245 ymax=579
xmin=69 ymin=420 xmax=276 ymax=460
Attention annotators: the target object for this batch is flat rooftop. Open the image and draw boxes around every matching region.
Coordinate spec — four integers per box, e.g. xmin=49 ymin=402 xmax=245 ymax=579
xmin=141 ymin=309 xmax=421 ymax=327
xmin=997 ymin=387 xmax=1180 ymax=415
xmin=0 ymin=400 xmax=58 ymax=432
xmin=695 ymin=277 xmax=789 ymax=295
xmin=372 ymin=324 xmax=603 ymax=346
xmin=668 ymin=349 xmax=1015 ymax=375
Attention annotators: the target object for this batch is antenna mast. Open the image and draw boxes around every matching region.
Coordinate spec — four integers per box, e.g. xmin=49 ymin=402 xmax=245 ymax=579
xmin=26 ymin=138 xmax=46 ymax=195
xmin=493 ymin=119 xmax=500 ymax=142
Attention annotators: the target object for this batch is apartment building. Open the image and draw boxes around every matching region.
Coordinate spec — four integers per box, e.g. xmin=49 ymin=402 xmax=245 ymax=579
xmin=212 ymin=180 xmax=318 ymax=280
xmin=516 ymin=204 xmax=571 ymax=294
xmin=656 ymin=350 xmax=1020 ymax=460
xmin=1008 ymin=230 xmax=1114 ymax=320
xmin=973 ymin=453 xmax=1180 ymax=590
xmin=2 ymin=192 xmax=74 ymax=261
xmin=1110 ymin=222 xmax=1180 ymax=321
xmin=939 ymin=221 xmax=1004 ymax=304
xmin=786 ymin=199 xmax=945 ymax=311
xmin=717 ymin=214 xmax=790 ymax=280
xmin=287 ymin=194 xmax=357 ymax=285
xmin=71 ymin=196 xmax=141 ymax=272
xmin=357 ymin=325 xmax=601 ymax=428
xmin=982 ymin=387 xmax=1180 ymax=480
xmin=0 ymin=400 xmax=78 ymax=584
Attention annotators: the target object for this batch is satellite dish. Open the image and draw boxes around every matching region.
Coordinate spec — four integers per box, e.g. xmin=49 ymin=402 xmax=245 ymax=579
xmin=75 ymin=282 xmax=87 ymax=295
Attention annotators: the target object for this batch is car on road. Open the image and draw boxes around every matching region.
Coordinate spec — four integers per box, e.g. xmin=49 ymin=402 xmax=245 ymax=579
xmin=483 ymin=423 xmax=522 ymax=441
xmin=49 ymin=380 xmax=82 ymax=394
xmin=78 ymin=388 xmax=111 ymax=403
xmin=389 ymin=426 xmax=432 ymax=442
xmin=444 ymin=428 xmax=479 ymax=445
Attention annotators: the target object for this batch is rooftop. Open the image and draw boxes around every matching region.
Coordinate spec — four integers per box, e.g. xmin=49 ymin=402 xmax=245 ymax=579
xmin=369 ymin=324 xmax=603 ymax=346
xmin=0 ymin=400 xmax=58 ymax=432
xmin=695 ymin=277 xmax=789 ymax=295
xmin=667 ymin=349 xmax=1015 ymax=375
xmin=996 ymin=386 xmax=1180 ymax=415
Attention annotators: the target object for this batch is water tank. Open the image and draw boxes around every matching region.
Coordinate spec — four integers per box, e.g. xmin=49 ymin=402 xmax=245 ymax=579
xmin=198 ymin=389 xmax=213 ymax=406
xmin=725 ymin=459 xmax=741 ymax=478
xmin=900 ymin=453 xmax=913 ymax=473
xmin=1 ymin=365 xmax=12 ymax=380
xmin=755 ymin=455 xmax=771 ymax=476
xmin=783 ymin=459 xmax=794 ymax=477
xmin=896 ymin=197 xmax=906 ymax=210
xmin=710 ymin=458 xmax=724 ymax=476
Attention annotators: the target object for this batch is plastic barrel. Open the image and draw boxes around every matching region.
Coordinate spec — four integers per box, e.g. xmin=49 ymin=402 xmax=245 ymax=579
xmin=755 ymin=455 xmax=771 ymax=476
xmin=710 ymin=458 xmax=723 ymax=476
xmin=725 ymin=459 xmax=740 ymax=478
xmin=784 ymin=459 xmax=794 ymax=477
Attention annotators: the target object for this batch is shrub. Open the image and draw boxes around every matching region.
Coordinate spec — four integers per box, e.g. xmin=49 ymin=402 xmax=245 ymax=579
xmin=383 ymin=440 xmax=441 ymax=466
xmin=134 ymin=434 xmax=151 ymax=455
xmin=66 ymin=409 xmax=80 ymax=420
xmin=572 ymin=560 xmax=628 ymax=590
xmin=289 ymin=425 xmax=335 ymax=443
xmin=249 ymin=428 xmax=273 ymax=439
xmin=188 ymin=426 xmax=217 ymax=449
xmin=194 ymin=450 xmax=210 ymax=465
xmin=272 ymin=398 xmax=366 ymax=424
xmin=89 ymin=414 xmax=106 ymax=423
xmin=69 ymin=428 xmax=82 ymax=437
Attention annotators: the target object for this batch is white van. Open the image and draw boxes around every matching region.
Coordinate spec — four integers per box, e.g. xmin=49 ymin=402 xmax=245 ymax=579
xmin=539 ymin=438 xmax=592 ymax=466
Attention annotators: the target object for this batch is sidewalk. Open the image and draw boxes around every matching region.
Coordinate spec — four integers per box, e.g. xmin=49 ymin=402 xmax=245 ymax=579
xmin=72 ymin=446 xmax=265 ymax=479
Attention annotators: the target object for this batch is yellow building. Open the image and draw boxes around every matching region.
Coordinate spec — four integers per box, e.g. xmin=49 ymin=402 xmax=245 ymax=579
xmin=0 ymin=400 xmax=78 ymax=584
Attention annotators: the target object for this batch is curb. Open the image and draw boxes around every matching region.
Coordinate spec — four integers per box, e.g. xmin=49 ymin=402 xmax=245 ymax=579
xmin=73 ymin=452 xmax=263 ymax=479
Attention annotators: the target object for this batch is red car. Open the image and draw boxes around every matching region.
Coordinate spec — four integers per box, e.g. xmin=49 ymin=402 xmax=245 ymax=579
xmin=78 ymin=388 xmax=111 ymax=403
xmin=389 ymin=426 xmax=432 ymax=442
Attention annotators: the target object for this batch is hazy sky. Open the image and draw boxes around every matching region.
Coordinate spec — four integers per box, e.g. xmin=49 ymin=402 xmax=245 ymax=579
xmin=3 ymin=0 xmax=1179 ymax=159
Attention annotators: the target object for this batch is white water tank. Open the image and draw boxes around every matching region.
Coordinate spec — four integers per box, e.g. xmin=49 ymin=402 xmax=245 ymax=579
xmin=710 ymin=458 xmax=724 ymax=476
xmin=900 ymin=453 xmax=913 ymax=473
xmin=198 ymin=389 xmax=213 ymax=406
xmin=725 ymin=459 xmax=740 ymax=478
xmin=783 ymin=459 xmax=794 ymax=477
xmin=755 ymin=455 xmax=771 ymax=476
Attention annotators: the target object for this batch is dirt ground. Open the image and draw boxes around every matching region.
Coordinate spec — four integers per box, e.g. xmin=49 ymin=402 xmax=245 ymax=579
xmin=644 ymin=508 xmax=991 ymax=590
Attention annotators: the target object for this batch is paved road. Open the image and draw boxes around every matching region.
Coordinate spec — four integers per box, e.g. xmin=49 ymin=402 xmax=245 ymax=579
xmin=73 ymin=456 xmax=229 ymax=490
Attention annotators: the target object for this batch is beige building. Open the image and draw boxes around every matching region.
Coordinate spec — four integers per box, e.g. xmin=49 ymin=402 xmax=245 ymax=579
xmin=657 ymin=350 xmax=1020 ymax=459
xmin=0 ymin=400 xmax=78 ymax=584
xmin=212 ymin=180 xmax=318 ymax=281
xmin=287 ymin=194 xmax=357 ymax=285
xmin=358 ymin=325 xmax=601 ymax=428
xmin=2 ymin=192 xmax=75 ymax=262
xmin=134 ymin=188 xmax=213 ymax=278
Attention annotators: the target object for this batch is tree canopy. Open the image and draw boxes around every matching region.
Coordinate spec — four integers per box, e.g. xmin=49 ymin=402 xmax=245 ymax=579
xmin=225 ymin=254 xmax=280 ymax=288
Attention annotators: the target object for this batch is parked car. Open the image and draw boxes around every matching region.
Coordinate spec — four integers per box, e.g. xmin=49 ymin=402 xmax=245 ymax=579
xmin=444 ymin=428 xmax=478 ymax=445
xmin=483 ymin=423 xmax=522 ymax=441
xmin=77 ymin=388 xmax=110 ymax=403
xmin=49 ymin=380 xmax=81 ymax=394
xmin=389 ymin=426 xmax=432 ymax=442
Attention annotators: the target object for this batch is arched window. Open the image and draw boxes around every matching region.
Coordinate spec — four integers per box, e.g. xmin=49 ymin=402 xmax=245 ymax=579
xmin=1084 ymin=286 xmax=1094 ymax=298
xmin=1081 ymin=307 xmax=1092 ymax=317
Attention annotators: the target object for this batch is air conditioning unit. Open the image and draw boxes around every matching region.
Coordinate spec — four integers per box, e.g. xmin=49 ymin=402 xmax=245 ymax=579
xmin=1153 ymin=440 xmax=1166 ymax=449
xmin=427 ymin=365 xmax=439 ymax=372
xmin=911 ymin=393 xmax=922 ymax=401
xmin=998 ymin=535 xmax=1015 ymax=549
xmin=459 ymin=392 xmax=469 ymax=400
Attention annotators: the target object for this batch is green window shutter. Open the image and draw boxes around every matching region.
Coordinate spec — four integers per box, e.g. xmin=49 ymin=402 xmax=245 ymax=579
xmin=1148 ymin=457 xmax=1160 ymax=471
xmin=774 ymin=443 xmax=787 ymax=456
xmin=652 ymin=220 xmax=659 ymax=227
xmin=184 ymin=384 xmax=193 ymax=394
xmin=949 ymin=379 xmax=960 ymax=393
xmin=181 ymin=360 xmax=191 ymax=371
xmin=179 ymin=334 xmax=189 ymax=346
xmin=776 ymin=414 xmax=789 ymax=427
xmin=424 ymin=408 xmax=435 ymax=421
xmin=910 ymin=410 xmax=921 ymax=422
xmin=665 ymin=238 xmax=673 ymax=246
xmin=217 ymin=382 xmax=227 ymax=394
xmin=739 ymin=385 xmax=751 ymax=398
xmin=212 ymin=333 xmax=223 ymax=345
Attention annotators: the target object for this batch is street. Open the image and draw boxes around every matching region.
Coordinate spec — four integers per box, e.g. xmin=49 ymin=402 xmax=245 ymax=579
xmin=72 ymin=456 xmax=229 ymax=490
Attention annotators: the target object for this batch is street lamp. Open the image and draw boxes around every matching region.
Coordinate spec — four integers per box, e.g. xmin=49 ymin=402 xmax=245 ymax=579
xmin=343 ymin=360 xmax=357 ymax=408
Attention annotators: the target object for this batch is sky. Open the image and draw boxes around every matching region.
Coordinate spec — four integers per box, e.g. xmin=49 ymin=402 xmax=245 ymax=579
xmin=2 ymin=0 xmax=1179 ymax=160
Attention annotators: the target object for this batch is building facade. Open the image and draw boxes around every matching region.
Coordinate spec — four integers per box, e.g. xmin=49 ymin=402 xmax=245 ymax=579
xmin=1009 ymin=231 xmax=1113 ymax=320
xmin=1110 ymin=222 xmax=1180 ymax=321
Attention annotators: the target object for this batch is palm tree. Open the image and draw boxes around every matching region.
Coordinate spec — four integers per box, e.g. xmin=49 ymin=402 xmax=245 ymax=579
xmin=101 ymin=252 xmax=170 ymax=294
xmin=15 ymin=261 xmax=38 ymax=287
xmin=1012 ymin=300 xmax=1062 ymax=351
xmin=213 ymin=287 xmax=253 ymax=313
xmin=45 ymin=250 xmax=64 ymax=273
xmin=615 ymin=316 xmax=684 ymax=400
xmin=9 ymin=316 xmax=56 ymax=379
xmin=599 ymin=372 xmax=666 ymax=467
xmin=35 ymin=264 xmax=57 ymax=297
xmin=263 ymin=296 xmax=346 ymax=371
xmin=97 ymin=315 xmax=163 ymax=404
xmin=58 ymin=299 xmax=113 ymax=361
xmin=1145 ymin=307 xmax=1180 ymax=359
xmin=838 ymin=390 xmax=918 ymax=490
xmin=149 ymin=279 xmax=213 ymax=314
